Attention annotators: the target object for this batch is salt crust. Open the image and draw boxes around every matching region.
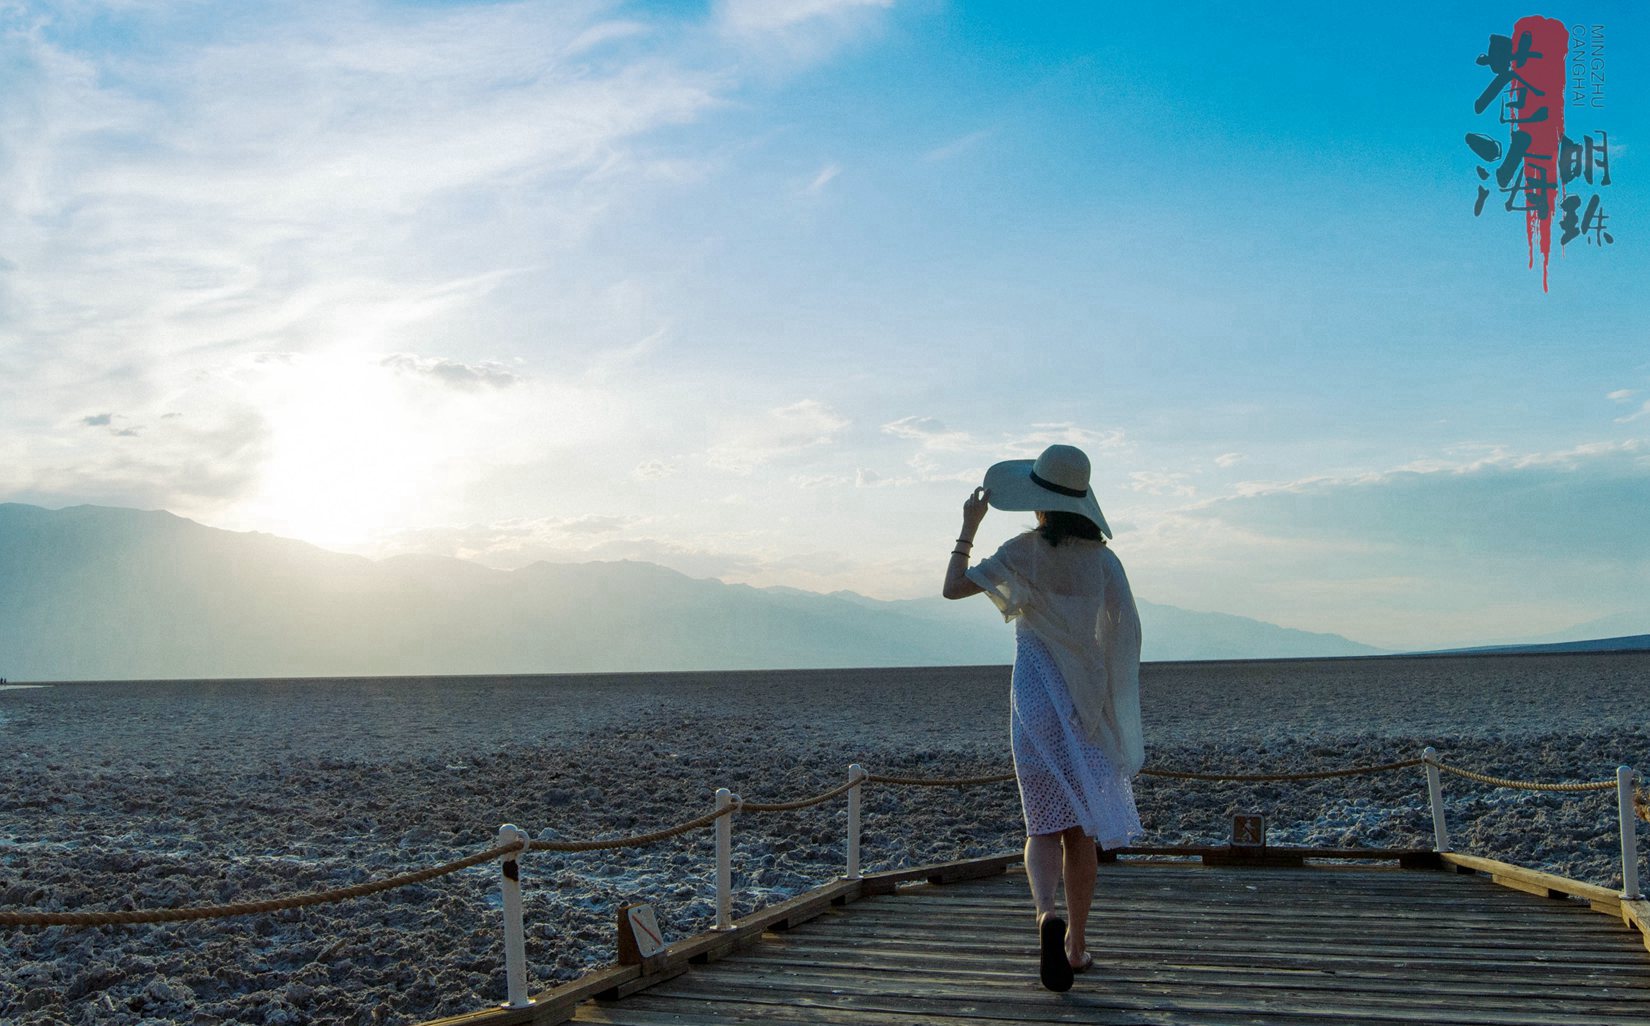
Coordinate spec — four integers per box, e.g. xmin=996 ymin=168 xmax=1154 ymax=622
xmin=1 ymin=652 xmax=1646 ymax=1025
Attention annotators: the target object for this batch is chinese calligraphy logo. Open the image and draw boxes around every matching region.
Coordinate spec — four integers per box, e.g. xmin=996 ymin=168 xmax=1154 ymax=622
xmin=1466 ymin=17 xmax=1613 ymax=292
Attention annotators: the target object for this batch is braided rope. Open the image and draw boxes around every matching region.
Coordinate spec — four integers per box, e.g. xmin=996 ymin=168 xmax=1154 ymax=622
xmin=1432 ymin=762 xmax=1617 ymax=793
xmin=1635 ymin=778 xmax=1650 ymax=824
xmin=0 ymin=841 xmax=523 ymax=928
xmin=1140 ymin=758 xmax=1426 ymax=783
xmin=528 ymin=803 xmax=734 ymax=852
xmin=742 ymin=778 xmax=861 ymax=812
xmin=863 ymin=759 xmax=1430 ymax=787
xmin=865 ymin=770 xmax=1017 ymax=787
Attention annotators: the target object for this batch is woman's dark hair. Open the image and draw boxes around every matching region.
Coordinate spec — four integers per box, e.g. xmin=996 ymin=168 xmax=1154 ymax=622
xmin=1036 ymin=510 xmax=1103 ymax=547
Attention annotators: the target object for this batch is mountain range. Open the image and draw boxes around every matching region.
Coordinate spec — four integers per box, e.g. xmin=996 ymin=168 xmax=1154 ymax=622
xmin=0 ymin=502 xmax=1406 ymax=681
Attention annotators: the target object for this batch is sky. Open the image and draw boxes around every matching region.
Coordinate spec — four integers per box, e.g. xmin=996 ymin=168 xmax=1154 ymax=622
xmin=1 ymin=0 xmax=1646 ymax=651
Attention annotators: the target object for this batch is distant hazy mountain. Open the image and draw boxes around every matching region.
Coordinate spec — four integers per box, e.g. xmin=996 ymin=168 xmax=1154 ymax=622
xmin=1496 ymin=613 xmax=1650 ymax=648
xmin=1427 ymin=635 xmax=1650 ymax=656
xmin=0 ymin=503 xmax=1380 ymax=681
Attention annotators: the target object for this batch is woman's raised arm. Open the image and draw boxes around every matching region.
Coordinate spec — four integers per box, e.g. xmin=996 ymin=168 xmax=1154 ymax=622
xmin=942 ymin=487 xmax=989 ymax=599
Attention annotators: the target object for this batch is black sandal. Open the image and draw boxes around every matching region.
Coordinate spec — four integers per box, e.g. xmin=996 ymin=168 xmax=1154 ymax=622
xmin=1038 ymin=913 xmax=1074 ymax=992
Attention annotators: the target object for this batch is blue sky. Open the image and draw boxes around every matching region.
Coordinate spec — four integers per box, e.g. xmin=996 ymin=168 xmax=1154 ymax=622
xmin=1 ymin=0 xmax=1645 ymax=650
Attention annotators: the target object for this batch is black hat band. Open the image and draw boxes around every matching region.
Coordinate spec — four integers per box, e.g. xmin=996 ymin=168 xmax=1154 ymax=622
xmin=1030 ymin=470 xmax=1087 ymax=498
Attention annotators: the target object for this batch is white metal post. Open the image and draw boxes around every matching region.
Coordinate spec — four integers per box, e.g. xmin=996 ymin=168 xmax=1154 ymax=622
xmin=713 ymin=788 xmax=735 ymax=931
xmin=1424 ymin=747 xmax=1449 ymax=852
xmin=844 ymin=763 xmax=865 ymax=880
xmin=1618 ymin=766 xmax=1643 ymax=900
xmin=496 ymin=824 xmax=532 ymax=1009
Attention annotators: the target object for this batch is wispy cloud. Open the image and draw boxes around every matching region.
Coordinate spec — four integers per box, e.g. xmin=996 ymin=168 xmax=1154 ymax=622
xmin=1615 ymin=400 xmax=1650 ymax=424
xmin=880 ymin=415 xmax=972 ymax=450
xmin=381 ymin=354 xmax=523 ymax=390
xmin=704 ymin=399 xmax=849 ymax=474
xmin=880 ymin=417 xmax=1125 ymax=458
xmin=716 ymin=0 xmax=893 ymax=37
xmin=633 ymin=459 xmax=677 ymax=480
xmin=1214 ymin=451 xmax=1245 ymax=468
xmin=0 ymin=1 xmax=873 ymax=533
xmin=1127 ymin=470 xmax=1195 ymax=497
xmin=1134 ymin=441 xmax=1650 ymax=647
xmin=923 ymin=129 xmax=991 ymax=162
xmin=804 ymin=162 xmax=841 ymax=194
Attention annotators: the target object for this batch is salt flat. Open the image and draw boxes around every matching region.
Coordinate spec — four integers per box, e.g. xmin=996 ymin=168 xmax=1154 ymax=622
xmin=1 ymin=652 xmax=1646 ymax=1025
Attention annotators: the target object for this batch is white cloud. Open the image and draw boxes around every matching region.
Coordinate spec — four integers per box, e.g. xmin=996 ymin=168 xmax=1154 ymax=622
xmin=716 ymin=0 xmax=893 ymax=36
xmin=791 ymin=472 xmax=852 ymax=489
xmin=704 ymin=399 xmax=849 ymax=474
xmin=633 ymin=459 xmax=677 ymax=480
xmin=381 ymin=354 xmax=523 ymax=390
xmin=804 ymin=162 xmax=841 ymax=194
xmin=880 ymin=417 xmax=1125 ymax=459
xmin=1615 ymin=399 xmax=1650 ymax=424
xmin=1214 ymin=451 xmax=1245 ymax=468
xmin=1000 ymin=423 xmax=1128 ymax=458
xmin=1127 ymin=470 xmax=1195 ymax=497
xmin=1607 ymin=389 xmax=1635 ymax=402
xmin=923 ymin=129 xmax=991 ymax=162
xmin=1136 ymin=441 xmax=1650 ymax=649
xmin=0 ymin=1 xmax=853 ymax=540
xmin=880 ymin=415 xmax=972 ymax=450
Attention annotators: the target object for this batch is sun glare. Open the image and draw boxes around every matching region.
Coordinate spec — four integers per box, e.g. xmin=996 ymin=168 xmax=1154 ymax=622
xmin=240 ymin=355 xmax=428 ymax=552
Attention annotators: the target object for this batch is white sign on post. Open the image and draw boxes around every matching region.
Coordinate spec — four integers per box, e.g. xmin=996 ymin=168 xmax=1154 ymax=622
xmin=626 ymin=903 xmax=666 ymax=958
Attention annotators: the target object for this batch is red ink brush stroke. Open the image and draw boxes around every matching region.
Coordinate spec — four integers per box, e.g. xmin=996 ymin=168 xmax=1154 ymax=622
xmin=1513 ymin=16 xmax=1566 ymax=292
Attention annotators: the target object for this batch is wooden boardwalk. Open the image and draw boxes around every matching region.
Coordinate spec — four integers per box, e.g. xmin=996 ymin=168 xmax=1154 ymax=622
xmin=566 ymin=859 xmax=1650 ymax=1026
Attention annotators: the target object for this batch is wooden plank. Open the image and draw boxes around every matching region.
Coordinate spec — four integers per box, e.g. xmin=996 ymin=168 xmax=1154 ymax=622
xmin=777 ymin=933 xmax=1650 ymax=969
xmin=574 ymin=997 xmax=1414 ymax=1026
xmin=595 ymin=966 xmax=688 ymax=1001
xmin=610 ymin=973 xmax=1650 ymax=1025
xmin=891 ymin=897 xmax=1620 ymax=930
xmin=574 ymin=1002 xmax=1478 ymax=1026
xmin=1624 ymin=898 xmax=1650 ymax=953
xmin=818 ymin=905 xmax=1650 ymax=948
xmin=421 ymin=965 xmax=637 ymax=1026
xmin=658 ymin=962 xmax=1650 ymax=1015
xmin=1441 ymin=852 xmax=1622 ymax=910
xmin=836 ymin=896 xmax=1626 ymax=933
xmin=1102 ymin=845 xmax=1436 ymax=864
xmin=429 ymin=856 xmax=1650 ymax=1026
xmin=417 ymin=879 xmax=862 ymax=1026
xmin=734 ymin=944 xmax=1650 ymax=994
xmin=857 ymin=853 xmax=1017 ymax=895
xmin=761 ymin=934 xmax=1650 ymax=977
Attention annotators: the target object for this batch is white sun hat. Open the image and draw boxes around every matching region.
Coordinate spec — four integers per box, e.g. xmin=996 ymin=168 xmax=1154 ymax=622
xmin=981 ymin=444 xmax=1112 ymax=538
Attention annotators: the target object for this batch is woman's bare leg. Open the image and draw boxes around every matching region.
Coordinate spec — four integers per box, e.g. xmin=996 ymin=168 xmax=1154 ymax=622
xmin=1061 ymin=825 xmax=1096 ymax=965
xmin=1023 ymin=832 xmax=1063 ymax=916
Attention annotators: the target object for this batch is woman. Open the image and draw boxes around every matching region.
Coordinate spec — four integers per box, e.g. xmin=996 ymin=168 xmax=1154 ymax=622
xmin=942 ymin=443 xmax=1144 ymax=993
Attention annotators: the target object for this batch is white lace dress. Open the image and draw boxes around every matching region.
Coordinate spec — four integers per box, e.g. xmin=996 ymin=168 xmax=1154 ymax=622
xmin=1010 ymin=629 xmax=1143 ymax=847
xmin=966 ymin=531 xmax=1146 ymax=847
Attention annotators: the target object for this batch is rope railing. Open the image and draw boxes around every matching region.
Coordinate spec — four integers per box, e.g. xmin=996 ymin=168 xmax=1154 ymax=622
xmin=1431 ymin=761 xmax=1619 ymax=793
xmin=528 ymin=804 xmax=735 ymax=852
xmin=1139 ymin=758 xmax=1426 ymax=783
xmin=866 ymin=770 xmax=1016 ymax=787
xmin=3 ymin=750 xmax=1644 ymax=1008
xmin=0 ymin=840 xmax=524 ymax=928
xmin=863 ymin=758 xmax=1433 ymax=786
xmin=740 ymin=777 xmax=861 ymax=812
